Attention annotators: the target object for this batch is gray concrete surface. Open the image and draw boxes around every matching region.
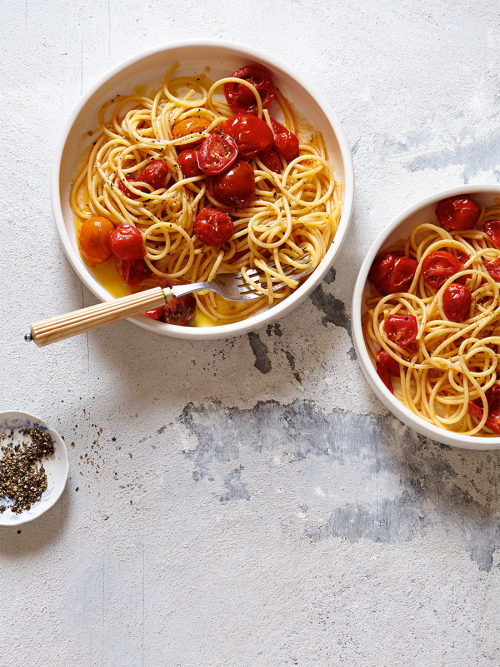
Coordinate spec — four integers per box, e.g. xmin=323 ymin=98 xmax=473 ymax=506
xmin=1 ymin=1 xmax=499 ymax=665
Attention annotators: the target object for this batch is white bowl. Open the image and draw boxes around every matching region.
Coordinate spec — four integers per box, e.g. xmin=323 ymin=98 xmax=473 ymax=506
xmin=51 ymin=41 xmax=354 ymax=340
xmin=352 ymin=184 xmax=500 ymax=451
xmin=0 ymin=411 xmax=69 ymax=525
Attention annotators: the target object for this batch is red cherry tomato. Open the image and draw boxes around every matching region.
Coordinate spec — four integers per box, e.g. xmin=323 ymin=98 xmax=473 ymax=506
xmin=224 ymin=63 xmax=276 ymax=114
xmin=376 ymin=350 xmax=400 ymax=393
xmin=421 ymin=251 xmax=464 ymax=290
xmin=369 ymin=252 xmax=418 ymax=295
xmin=270 ymin=119 xmax=300 ymax=161
xmin=384 ymin=314 xmax=418 ymax=348
xmin=485 ymin=258 xmax=500 ymax=281
xmin=197 ymin=133 xmax=238 ymax=175
xmin=110 ymin=223 xmax=145 ymax=260
xmin=468 ymin=385 xmax=500 ymax=434
xmin=178 ymin=149 xmax=202 ymax=177
xmin=259 ymin=148 xmax=283 ymax=173
xmin=194 ymin=208 xmax=234 ymax=246
xmin=483 ymin=220 xmax=500 ymax=248
xmin=162 ymin=280 xmax=196 ymax=326
xmin=143 ymin=307 xmax=163 ymax=320
xmin=220 ymin=114 xmax=273 ymax=159
xmin=435 ymin=196 xmax=480 ymax=231
xmin=79 ymin=216 xmax=114 ymax=264
xmin=442 ymin=283 xmax=471 ymax=322
xmin=212 ymin=160 xmax=255 ymax=209
xmin=118 ymin=160 xmax=169 ymax=198
xmin=120 ymin=258 xmax=150 ymax=285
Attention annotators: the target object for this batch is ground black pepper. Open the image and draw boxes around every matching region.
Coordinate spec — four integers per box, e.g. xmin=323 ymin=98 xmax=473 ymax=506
xmin=0 ymin=427 xmax=55 ymax=514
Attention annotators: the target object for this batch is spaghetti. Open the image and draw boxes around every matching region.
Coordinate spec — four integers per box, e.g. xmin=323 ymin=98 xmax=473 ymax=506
xmin=363 ymin=198 xmax=500 ymax=437
xmin=70 ymin=62 xmax=342 ymax=326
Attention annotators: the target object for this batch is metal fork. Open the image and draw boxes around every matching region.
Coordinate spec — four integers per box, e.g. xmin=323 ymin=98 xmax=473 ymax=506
xmin=26 ymin=250 xmax=312 ymax=346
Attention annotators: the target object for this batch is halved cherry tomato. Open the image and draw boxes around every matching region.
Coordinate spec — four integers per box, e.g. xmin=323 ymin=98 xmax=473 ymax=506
xmin=483 ymin=220 xmax=500 ymax=248
xmin=369 ymin=252 xmax=418 ymax=295
xmin=376 ymin=350 xmax=400 ymax=393
xmin=442 ymin=283 xmax=471 ymax=322
xmin=468 ymin=384 xmax=500 ymax=434
xmin=212 ymin=160 xmax=255 ymax=209
xmin=121 ymin=258 xmax=150 ymax=285
xmin=435 ymin=196 xmax=480 ymax=230
xmin=197 ymin=133 xmax=238 ymax=175
xmin=271 ymin=118 xmax=300 ymax=161
xmin=384 ymin=314 xmax=418 ymax=348
xmin=485 ymin=258 xmax=500 ymax=281
xmin=178 ymin=149 xmax=202 ymax=178
xmin=421 ymin=251 xmax=464 ymax=290
xmin=224 ymin=63 xmax=276 ymax=114
xmin=194 ymin=208 xmax=234 ymax=246
xmin=171 ymin=116 xmax=211 ymax=147
xmin=79 ymin=216 xmax=114 ymax=264
xmin=118 ymin=160 xmax=169 ymax=199
xmin=221 ymin=114 xmax=273 ymax=159
xmin=110 ymin=223 xmax=145 ymax=260
xmin=259 ymin=147 xmax=283 ymax=173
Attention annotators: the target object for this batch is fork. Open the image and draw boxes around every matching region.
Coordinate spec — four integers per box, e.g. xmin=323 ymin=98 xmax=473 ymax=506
xmin=26 ymin=251 xmax=312 ymax=346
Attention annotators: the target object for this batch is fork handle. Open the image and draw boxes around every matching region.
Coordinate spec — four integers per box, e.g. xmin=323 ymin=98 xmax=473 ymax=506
xmin=29 ymin=286 xmax=172 ymax=347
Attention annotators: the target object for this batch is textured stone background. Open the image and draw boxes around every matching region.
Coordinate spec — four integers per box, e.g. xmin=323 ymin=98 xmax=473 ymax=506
xmin=1 ymin=1 xmax=499 ymax=665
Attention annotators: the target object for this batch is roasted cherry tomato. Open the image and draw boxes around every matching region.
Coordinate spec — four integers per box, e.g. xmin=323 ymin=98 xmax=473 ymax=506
xmin=435 ymin=196 xmax=480 ymax=231
xmin=194 ymin=208 xmax=234 ymax=246
xmin=442 ymin=283 xmax=471 ymax=322
xmin=220 ymin=114 xmax=273 ymax=159
xmin=197 ymin=133 xmax=238 ymax=175
xmin=178 ymin=149 xmax=202 ymax=178
xmin=376 ymin=350 xmax=400 ymax=393
xmin=118 ymin=160 xmax=169 ymax=198
xmin=483 ymin=220 xmax=500 ymax=248
xmin=259 ymin=147 xmax=283 ymax=173
xmin=212 ymin=160 xmax=255 ymax=209
xmin=143 ymin=307 xmax=163 ymax=320
xmin=110 ymin=223 xmax=145 ymax=260
xmin=468 ymin=384 xmax=500 ymax=434
xmin=79 ymin=216 xmax=114 ymax=264
xmin=224 ymin=63 xmax=276 ymax=114
xmin=384 ymin=314 xmax=418 ymax=348
xmin=421 ymin=251 xmax=464 ymax=290
xmin=271 ymin=118 xmax=300 ymax=161
xmin=369 ymin=252 xmax=418 ymax=295
xmin=162 ymin=280 xmax=196 ymax=326
xmin=121 ymin=258 xmax=150 ymax=285
xmin=485 ymin=258 xmax=500 ymax=281
xmin=171 ymin=116 xmax=210 ymax=147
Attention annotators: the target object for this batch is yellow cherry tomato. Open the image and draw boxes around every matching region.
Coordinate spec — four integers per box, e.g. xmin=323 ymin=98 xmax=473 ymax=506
xmin=79 ymin=216 xmax=114 ymax=264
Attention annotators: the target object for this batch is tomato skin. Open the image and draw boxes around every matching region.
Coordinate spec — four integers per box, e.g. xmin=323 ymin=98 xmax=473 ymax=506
xmin=369 ymin=252 xmax=418 ymax=295
xmin=212 ymin=160 xmax=255 ymax=209
xmin=121 ymin=258 xmax=150 ymax=285
xmin=197 ymin=133 xmax=238 ymax=175
xmin=220 ymin=114 xmax=273 ymax=159
xmin=171 ymin=117 xmax=210 ymax=147
xmin=271 ymin=119 xmax=300 ymax=161
xmin=435 ymin=196 xmax=480 ymax=230
xmin=469 ymin=384 xmax=500 ymax=434
xmin=79 ymin=216 xmax=114 ymax=264
xmin=421 ymin=251 xmax=464 ymax=290
xmin=194 ymin=208 xmax=234 ymax=246
xmin=485 ymin=258 xmax=500 ymax=281
xmin=224 ymin=63 xmax=276 ymax=114
xmin=178 ymin=149 xmax=202 ymax=178
xmin=118 ymin=160 xmax=169 ymax=198
xmin=376 ymin=350 xmax=399 ymax=393
xmin=384 ymin=314 xmax=418 ymax=348
xmin=259 ymin=147 xmax=283 ymax=173
xmin=143 ymin=307 xmax=163 ymax=320
xmin=442 ymin=283 xmax=471 ymax=322
xmin=483 ymin=220 xmax=500 ymax=248
xmin=110 ymin=223 xmax=145 ymax=260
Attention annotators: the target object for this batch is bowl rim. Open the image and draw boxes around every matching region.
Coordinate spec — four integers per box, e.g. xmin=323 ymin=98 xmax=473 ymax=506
xmin=51 ymin=39 xmax=354 ymax=340
xmin=352 ymin=183 xmax=500 ymax=451
xmin=0 ymin=411 xmax=69 ymax=525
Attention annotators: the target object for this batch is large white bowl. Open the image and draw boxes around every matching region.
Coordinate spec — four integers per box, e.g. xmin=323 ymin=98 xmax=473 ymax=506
xmin=52 ymin=41 xmax=354 ymax=340
xmin=352 ymin=184 xmax=500 ymax=451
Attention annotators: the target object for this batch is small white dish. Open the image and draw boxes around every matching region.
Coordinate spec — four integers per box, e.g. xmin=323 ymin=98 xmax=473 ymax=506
xmin=352 ymin=184 xmax=500 ymax=451
xmin=0 ymin=411 xmax=69 ymax=525
xmin=51 ymin=40 xmax=354 ymax=340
